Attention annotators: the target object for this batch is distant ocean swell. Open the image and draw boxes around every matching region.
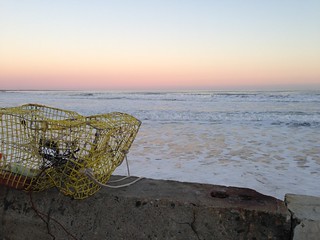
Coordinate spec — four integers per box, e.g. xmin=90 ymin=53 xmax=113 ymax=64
xmin=1 ymin=90 xmax=320 ymax=127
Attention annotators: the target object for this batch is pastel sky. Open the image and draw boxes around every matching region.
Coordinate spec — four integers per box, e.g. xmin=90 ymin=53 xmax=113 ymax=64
xmin=1 ymin=0 xmax=320 ymax=90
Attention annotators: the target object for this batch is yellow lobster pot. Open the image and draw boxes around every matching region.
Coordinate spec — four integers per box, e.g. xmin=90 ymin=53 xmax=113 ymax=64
xmin=0 ymin=104 xmax=141 ymax=199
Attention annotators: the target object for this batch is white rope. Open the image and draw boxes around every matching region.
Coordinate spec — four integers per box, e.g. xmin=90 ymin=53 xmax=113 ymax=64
xmin=108 ymin=176 xmax=131 ymax=183
xmin=81 ymin=154 xmax=144 ymax=188
xmin=125 ymin=154 xmax=130 ymax=176
xmin=108 ymin=154 xmax=131 ymax=183
xmin=82 ymin=168 xmax=144 ymax=188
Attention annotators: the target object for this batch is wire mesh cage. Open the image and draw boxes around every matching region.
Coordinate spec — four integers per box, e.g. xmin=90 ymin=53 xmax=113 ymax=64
xmin=0 ymin=104 xmax=141 ymax=199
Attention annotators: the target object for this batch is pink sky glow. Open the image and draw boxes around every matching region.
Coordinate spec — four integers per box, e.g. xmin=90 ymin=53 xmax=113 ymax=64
xmin=1 ymin=1 xmax=319 ymax=91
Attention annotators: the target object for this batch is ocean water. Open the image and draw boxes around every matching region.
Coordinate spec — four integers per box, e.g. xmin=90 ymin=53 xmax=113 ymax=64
xmin=1 ymin=90 xmax=319 ymax=199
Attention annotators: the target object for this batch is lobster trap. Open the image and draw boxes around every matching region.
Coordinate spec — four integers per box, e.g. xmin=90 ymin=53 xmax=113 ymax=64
xmin=0 ymin=104 xmax=141 ymax=199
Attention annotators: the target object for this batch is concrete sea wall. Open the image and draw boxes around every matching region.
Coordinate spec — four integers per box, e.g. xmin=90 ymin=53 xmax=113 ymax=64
xmin=0 ymin=176 xmax=318 ymax=239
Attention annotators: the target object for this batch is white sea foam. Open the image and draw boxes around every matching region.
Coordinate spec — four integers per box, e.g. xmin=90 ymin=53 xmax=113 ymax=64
xmin=1 ymin=90 xmax=319 ymax=199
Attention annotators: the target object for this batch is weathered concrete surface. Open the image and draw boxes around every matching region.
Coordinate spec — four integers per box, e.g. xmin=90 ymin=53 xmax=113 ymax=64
xmin=285 ymin=194 xmax=320 ymax=240
xmin=0 ymin=177 xmax=291 ymax=240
